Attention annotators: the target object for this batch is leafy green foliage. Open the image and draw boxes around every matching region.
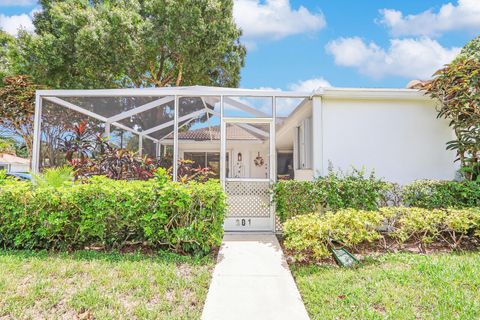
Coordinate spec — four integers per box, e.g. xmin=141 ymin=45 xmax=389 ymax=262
xmin=15 ymin=0 xmax=245 ymax=89
xmin=402 ymin=180 xmax=480 ymax=209
xmin=456 ymin=35 xmax=480 ymax=62
xmin=0 ymin=137 xmax=16 ymax=154
xmin=0 ymin=170 xmax=12 ymax=185
xmin=33 ymin=166 xmax=74 ymax=189
xmin=0 ymin=177 xmax=226 ymax=255
xmin=284 ymin=207 xmax=480 ymax=261
xmin=0 ymin=31 xmax=14 ymax=81
xmin=283 ymin=209 xmax=386 ymax=261
xmin=424 ymin=58 xmax=480 ymax=181
xmin=273 ymin=169 xmax=390 ymax=222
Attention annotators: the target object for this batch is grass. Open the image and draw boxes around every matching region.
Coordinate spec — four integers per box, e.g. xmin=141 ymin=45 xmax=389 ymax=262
xmin=292 ymin=252 xmax=480 ymax=320
xmin=0 ymin=250 xmax=214 ymax=319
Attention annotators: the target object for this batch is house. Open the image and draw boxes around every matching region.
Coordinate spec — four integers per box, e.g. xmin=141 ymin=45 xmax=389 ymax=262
xmin=0 ymin=153 xmax=30 ymax=173
xmin=32 ymin=86 xmax=456 ymax=232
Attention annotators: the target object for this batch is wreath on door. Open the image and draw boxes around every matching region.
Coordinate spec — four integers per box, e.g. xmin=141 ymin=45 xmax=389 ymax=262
xmin=254 ymin=152 xmax=264 ymax=167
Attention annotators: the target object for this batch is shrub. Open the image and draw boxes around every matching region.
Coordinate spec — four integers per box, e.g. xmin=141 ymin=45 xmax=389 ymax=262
xmin=0 ymin=177 xmax=226 ymax=255
xmin=442 ymin=208 xmax=480 ymax=249
xmin=273 ymin=181 xmax=323 ymax=222
xmin=283 ymin=213 xmax=329 ymax=260
xmin=283 ymin=207 xmax=480 ymax=261
xmin=283 ymin=209 xmax=386 ymax=260
xmin=384 ymin=207 xmax=445 ymax=250
xmin=402 ymin=180 xmax=480 ymax=209
xmin=273 ymin=169 xmax=390 ymax=222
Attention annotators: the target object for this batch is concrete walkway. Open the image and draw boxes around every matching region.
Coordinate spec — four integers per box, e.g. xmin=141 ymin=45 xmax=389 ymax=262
xmin=201 ymin=234 xmax=310 ymax=320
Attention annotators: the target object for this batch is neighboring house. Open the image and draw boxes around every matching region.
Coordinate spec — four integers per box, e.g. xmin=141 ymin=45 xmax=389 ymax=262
xmin=32 ymin=86 xmax=456 ymax=232
xmin=0 ymin=153 xmax=30 ymax=173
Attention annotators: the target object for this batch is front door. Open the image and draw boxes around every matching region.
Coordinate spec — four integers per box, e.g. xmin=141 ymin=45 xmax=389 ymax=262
xmin=221 ymin=119 xmax=275 ymax=232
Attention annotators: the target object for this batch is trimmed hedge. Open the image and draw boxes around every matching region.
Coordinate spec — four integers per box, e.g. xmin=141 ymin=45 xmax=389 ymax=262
xmin=273 ymin=174 xmax=480 ymax=222
xmin=283 ymin=207 xmax=480 ymax=261
xmin=402 ymin=180 xmax=480 ymax=209
xmin=0 ymin=176 xmax=226 ymax=255
xmin=273 ymin=170 xmax=390 ymax=222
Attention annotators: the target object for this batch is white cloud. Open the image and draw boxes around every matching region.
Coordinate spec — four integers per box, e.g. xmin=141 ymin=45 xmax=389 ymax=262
xmin=0 ymin=13 xmax=34 ymax=36
xmin=0 ymin=7 xmax=37 ymax=36
xmin=379 ymin=0 xmax=480 ymax=37
xmin=233 ymin=0 xmax=326 ymax=47
xmin=288 ymin=77 xmax=331 ymax=92
xmin=0 ymin=0 xmax=36 ymax=6
xmin=326 ymin=37 xmax=461 ymax=80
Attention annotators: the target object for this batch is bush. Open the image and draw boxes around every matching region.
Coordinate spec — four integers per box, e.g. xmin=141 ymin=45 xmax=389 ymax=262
xmin=283 ymin=207 xmax=480 ymax=261
xmin=283 ymin=209 xmax=386 ymax=260
xmin=273 ymin=169 xmax=390 ymax=222
xmin=0 ymin=177 xmax=226 ymax=255
xmin=402 ymin=180 xmax=480 ymax=209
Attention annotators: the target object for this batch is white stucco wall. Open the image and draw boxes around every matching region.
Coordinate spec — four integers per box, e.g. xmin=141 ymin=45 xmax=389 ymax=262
xmin=315 ymin=94 xmax=457 ymax=184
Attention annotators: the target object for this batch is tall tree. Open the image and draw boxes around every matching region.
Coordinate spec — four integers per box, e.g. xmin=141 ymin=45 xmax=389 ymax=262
xmin=0 ymin=31 xmax=14 ymax=83
xmin=0 ymin=75 xmax=38 ymax=157
xmin=14 ymin=0 xmax=246 ymax=89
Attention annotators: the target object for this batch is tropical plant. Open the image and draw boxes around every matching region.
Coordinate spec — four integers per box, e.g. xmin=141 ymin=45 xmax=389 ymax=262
xmin=176 ymin=159 xmax=215 ymax=183
xmin=14 ymin=0 xmax=245 ymax=89
xmin=423 ymin=58 xmax=480 ymax=181
xmin=95 ymin=145 xmax=156 ymax=180
xmin=58 ymin=121 xmax=99 ymax=162
xmin=33 ymin=166 xmax=74 ymax=189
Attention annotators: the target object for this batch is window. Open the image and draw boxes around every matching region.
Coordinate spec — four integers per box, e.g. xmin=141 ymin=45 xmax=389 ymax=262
xmin=0 ymin=164 xmax=10 ymax=172
xmin=296 ymin=117 xmax=312 ymax=169
xmin=277 ymin=153 xmax=293 ymax=179
xmin=183 ymin=152 xmax=229 ymax=178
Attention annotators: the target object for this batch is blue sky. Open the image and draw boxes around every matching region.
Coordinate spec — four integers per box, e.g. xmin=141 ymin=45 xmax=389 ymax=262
xmin=1 ymin=0 xmax=479 ymax=91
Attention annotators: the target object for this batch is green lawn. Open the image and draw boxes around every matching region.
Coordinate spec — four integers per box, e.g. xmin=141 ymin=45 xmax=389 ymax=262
xmin=292 ymin=252 xmax=480 ymax=320
xmin=0 ymin=250 xmax=214 ymax=320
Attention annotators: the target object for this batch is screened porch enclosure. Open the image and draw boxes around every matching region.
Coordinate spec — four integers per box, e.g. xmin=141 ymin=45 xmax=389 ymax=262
xmin=32 ymin=87 xmax=309 ymax=232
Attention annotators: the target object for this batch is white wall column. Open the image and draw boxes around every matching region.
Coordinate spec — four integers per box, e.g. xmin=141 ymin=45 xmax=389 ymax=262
xmin=312 ymin=96 xmax=323 ymax=177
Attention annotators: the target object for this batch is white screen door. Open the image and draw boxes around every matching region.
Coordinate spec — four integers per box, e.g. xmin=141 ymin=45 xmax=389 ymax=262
xmin=221 ymin=118 xmax=275 ymax=232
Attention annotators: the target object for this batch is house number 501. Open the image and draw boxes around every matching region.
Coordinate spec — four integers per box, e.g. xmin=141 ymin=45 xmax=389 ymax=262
xmin=236 ymin=219 xmax=252 ymax=226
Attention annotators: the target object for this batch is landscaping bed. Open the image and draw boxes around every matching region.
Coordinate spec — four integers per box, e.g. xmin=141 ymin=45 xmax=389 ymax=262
xmin=0 ymin=250 xmax=214 ymax=319
xmin=292 ymin=252 xmax=480 ymax=320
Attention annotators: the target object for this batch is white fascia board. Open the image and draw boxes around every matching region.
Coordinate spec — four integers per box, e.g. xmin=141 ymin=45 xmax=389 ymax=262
xmin=317 ymin=88 xmax=432 ymax=101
